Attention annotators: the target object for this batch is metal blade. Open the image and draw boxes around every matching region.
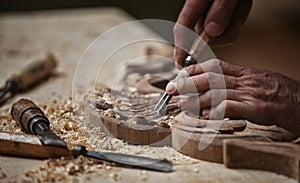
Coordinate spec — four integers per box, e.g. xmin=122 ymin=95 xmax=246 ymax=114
xmin=37 ymin=131 xmax=67 ymax=147
xmin=153 ymin=92 xmax=172 ymax=115
xmin=81 ymin=148 xmax=172 ymax=172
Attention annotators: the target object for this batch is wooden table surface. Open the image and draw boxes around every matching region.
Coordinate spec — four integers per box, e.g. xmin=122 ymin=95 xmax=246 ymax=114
xmin=0 ymin=8 xmax=297 ymax=183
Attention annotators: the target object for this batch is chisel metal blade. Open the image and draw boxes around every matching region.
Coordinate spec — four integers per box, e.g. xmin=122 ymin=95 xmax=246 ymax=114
xmin=73 ymin=145 xmax=173 ymax=172
xmin=37 ymin=130 xmax=67 ymax=147
xmin=153 ymin=92 xmax=172 ymax=115
xmin=86 ymin=151 xmax=173 ymax=172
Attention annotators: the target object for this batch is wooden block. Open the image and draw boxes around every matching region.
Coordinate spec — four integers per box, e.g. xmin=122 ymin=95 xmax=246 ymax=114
xmin=224 ymin=139 xmax=300 ymax=181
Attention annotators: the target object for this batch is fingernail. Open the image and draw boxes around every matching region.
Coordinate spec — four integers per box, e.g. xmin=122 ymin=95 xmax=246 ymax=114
xmin=202 ymin=110 xmax=209 ymax=118
xmin=205 ymin=22 xmax=223 ymax=37
xmin=166 ymin=81 xmax=177 ymax=93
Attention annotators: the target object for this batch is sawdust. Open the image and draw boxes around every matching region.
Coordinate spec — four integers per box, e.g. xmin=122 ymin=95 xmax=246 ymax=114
xmin=21 ymin=156 xmax=119 ymax=183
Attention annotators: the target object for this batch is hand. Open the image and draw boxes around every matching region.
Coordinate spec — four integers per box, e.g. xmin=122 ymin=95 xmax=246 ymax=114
xmin=166 ymin=59 xmax=300 ymax=138
xmin=174 ymin=0 xmax=252 ymax=67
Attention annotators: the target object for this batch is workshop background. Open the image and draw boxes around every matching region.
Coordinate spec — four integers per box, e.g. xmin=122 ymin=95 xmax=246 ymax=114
xmin=1 ymin=0 xmax=300 ymax=81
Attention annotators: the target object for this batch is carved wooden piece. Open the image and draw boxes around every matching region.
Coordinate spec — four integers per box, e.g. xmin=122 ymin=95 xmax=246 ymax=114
xmin=175 ymin=111 xmax=247 ymax=134
xmin=172 ymin=111 xmax=294 ymax=163
xmin=0 ymin=132 xmax=71 ymax=159
xmin=224 ymin=139 xmax=300 ymax=181
xmin=85 ymin=91 xmax=180 ymax=146
xmin=172 ymin=127 xmax=269 ymax=163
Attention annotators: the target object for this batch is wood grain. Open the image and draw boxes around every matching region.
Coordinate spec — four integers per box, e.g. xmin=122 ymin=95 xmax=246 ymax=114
xmin=224 ymin=139 xmax=300 ymax=181
xmin=0 ymin=132 xmax=72 ymax=159
xmin=172 ymin=127 xmax=269 ymax=163
xmin=172 ymin=111 xmax=294 ymax=163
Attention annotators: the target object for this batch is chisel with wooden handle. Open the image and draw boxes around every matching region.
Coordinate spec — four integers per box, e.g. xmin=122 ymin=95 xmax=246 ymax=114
xmin=0 ymin=52 xmax=57 ymax=104
xmin=6 ymin=98 xmax=173 ymax=172
xmin=154 ymin=31 xmax=211 ymax=114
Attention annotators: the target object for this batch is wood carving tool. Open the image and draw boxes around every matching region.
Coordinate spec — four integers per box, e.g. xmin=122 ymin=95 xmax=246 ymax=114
xmin=154 ymin=31 xmax=211 ymax=115
xmin=0 ymin=52 xmax=57 ymax=105
xmin=8 ymin=98 xmax=173 ymax=172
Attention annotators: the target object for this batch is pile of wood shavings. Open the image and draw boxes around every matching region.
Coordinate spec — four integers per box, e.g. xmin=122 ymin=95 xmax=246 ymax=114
xmin=0 ymin=105 xmax=21 ymax=133
xmin=21 ymin=156 xmax=120 ymax=183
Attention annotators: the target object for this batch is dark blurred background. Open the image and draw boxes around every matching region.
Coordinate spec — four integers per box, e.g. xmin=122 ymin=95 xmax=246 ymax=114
xmin=1 ymin=0 xmax=184 ymax=21
xmin=1 ymin=0 xmax=300 ymax=80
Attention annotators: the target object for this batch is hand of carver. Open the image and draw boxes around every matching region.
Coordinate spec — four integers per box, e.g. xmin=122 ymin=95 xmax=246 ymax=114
xmin=166 ymin=59 xmax=300 ymax=138
xmin=174 ymin=0 xmax=252 ymax=67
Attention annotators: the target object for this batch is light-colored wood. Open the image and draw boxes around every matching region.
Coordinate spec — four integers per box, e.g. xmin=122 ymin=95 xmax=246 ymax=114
xmin=224 ymin=139 xmax=300 ymax=181
xmin=189 ymin=31 xmax=211 ymax=59
xmin=0 ymin=132 xmax=72 ymax=159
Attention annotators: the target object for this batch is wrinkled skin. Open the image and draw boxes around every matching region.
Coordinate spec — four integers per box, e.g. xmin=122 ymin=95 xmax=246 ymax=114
xmin=174 ymin=0 xmax=252 ymax=67
xmin=166 ymin=59 xmax=300 ymax=138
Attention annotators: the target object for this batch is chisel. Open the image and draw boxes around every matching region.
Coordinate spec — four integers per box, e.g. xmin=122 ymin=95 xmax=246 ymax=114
xmin=154 ymin=31 xmax=211 ymax=115
xmin=9 ymin=98 xmax=173 ymax=172
xmin=0 ymin=52 xmax=57 ymax=105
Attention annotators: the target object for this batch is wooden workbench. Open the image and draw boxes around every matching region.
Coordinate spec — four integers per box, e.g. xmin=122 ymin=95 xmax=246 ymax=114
xmin=0 ymin=8 xmax=297 ymax=183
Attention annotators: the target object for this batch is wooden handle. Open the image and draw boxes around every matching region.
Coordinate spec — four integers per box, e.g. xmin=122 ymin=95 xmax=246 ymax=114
xmin=11 ymin=98 xmax=50 ymax=134
xmin=188 ymin=31 xmax=211 ymax=60
xmin=11 ymin=52 xmax=57 ymax=91
xmin=0 ymin=131 xmax=71 ymax=159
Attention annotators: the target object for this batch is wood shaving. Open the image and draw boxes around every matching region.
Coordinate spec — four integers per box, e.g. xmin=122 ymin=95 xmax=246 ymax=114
xmin=21 ymin=156 xmax=118 ymax=182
